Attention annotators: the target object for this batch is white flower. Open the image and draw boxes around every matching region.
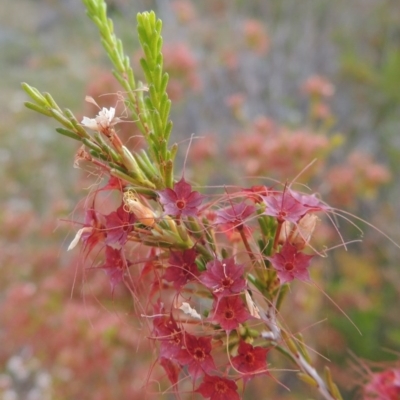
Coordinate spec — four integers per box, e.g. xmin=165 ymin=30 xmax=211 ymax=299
xmin=179 ymin=302 xmax=201 ymax=320
xmin=81 ymin=107 xmax=120 ymax=132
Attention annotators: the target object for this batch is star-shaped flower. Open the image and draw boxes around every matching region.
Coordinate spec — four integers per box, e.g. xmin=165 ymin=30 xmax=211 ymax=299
xmin=152 ymin=312 xmax=184 ymax=359
xmin=211 ymin=295 xmax=250 ymax=332
xmin=262 ymin=191 xmax=308 ymax=224
xmin=158 ymin=177 xmax=203 ymax=217
xmin=99 ymin=246 xmax=131 ymax=292
xmin=163 ymin=248 xmax=199 ymax=290
xmin=215 ymin=203 xmax=255 ymax=230
xmin=104 ymin=204 xmax=136 ymax=246
xmin=231 ymin=341 xmax=269 ymax=382
xmin=267 ymin=242 xmax=313 ymax=284
xmin=176 ymin=333 xmax=216 ymax=380
xmin=196 ymin=374 xmax=240 ymax=400
xmin=199 ymin=258 xmax=246 ymax=297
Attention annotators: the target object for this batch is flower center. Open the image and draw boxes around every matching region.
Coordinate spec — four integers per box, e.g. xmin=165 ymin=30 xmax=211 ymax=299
xmin=194 ymin=347 xmax=205 ymax=361
xmin=170 ymin=329 xmax=181 ymax=345
xmin=221 ymin=277 xmax=233 ymax=288
xmin=215 ymin=381 xmax=228 ymax=393
xmin=284 ymin=262 xmax=294 ymax=271
xmin=176 ymin=200 xmax=186 ymax=210
xmin=224 ymin=309 xmax=234 ymax=320
xmin=245 ymin=352 xmax=255 ymax=365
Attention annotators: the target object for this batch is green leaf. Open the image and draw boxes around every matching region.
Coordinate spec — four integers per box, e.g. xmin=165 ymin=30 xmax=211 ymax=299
xmin=21 ymin=83 xmax=45 ymax=105
xmin=24 ymin=102 xmax=52 ymax=117
xmin=56 ymin=128 xmax=81 ymax=141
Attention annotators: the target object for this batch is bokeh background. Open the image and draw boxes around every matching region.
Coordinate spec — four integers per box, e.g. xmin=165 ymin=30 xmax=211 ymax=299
xmin=1 ymin=0 xmax=400 ymax=399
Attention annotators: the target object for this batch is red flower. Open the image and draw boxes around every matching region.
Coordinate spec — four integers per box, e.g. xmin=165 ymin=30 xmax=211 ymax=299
xmin=160 ymin=357 xmax=181 ymax=386
xmin=212 ymin=295 xmax=250 ymax=332
xmin=176 ymin=333 xmax=216 ymax=380
xmin=242 ymin=185 xmax=273 ymax=203
xmin=80 ymin=207 xmax=106 ymax=251
xmin=267 ymin=242 xmax=313 ymax=284
xmin=231 ymin=341 xmax=269 ymax=382
xmin=158 ymin=177 xmax=203 ymax=217
xmin=262 ymin=191 xmax=308 ymax=223
xmin=163 ymin=248 xmax=199 ymax=289
xmin=364 ymin=368 xmax=400 ymax=400
xmin=289 ymin=189 xmax=330 ymax=213
xmin=196 ymin=374 xmax=240 ymax=400
xmin=99 ymin=246 xmax=130 ymax=292
xmin=104 ymin=204 xmax=135 ymax=245
xmin=199 ymin=258 xmax=246 ymax=297
xmin=152 ymin=313 xmax=184 ymax=359
xmin=215 ymin=203 xmax=255 ymax=228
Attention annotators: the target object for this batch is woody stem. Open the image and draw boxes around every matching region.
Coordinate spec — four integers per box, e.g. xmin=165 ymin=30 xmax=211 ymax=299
xmin=238 ymin=226 xmax=257 ymax=265
xmin=272 ymin=221 xmax=283 ymax=252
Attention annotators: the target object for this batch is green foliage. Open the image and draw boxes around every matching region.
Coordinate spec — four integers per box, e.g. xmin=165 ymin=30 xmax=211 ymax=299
xmin=23 ymin=0 xmax=175 ymax=190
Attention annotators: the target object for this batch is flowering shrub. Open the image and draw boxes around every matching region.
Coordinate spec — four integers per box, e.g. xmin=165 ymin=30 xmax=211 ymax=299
xmin=19 ymin=0 xmax=397 ymax=399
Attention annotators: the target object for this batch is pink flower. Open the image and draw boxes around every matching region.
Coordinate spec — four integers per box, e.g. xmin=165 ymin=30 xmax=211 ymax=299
xmin=212 ymin=295 xmax=250 ymax=332
xmin=176 ymin=333 xmax=215 ymax=380
xmin=301 ymin=75 xmax=335 ymax=98
xmin=215 ymin=203 xmax=255 ymax=229
xmin=159 ymin=357 xmax=181 ymax=387
xmin=104 ymin=204 xmax=135 ymax=245
xmin=241 ymin=185 xmax=272 ymax=203
xmin=267 ymin=242 xmax=313 ymax=284
xmin=163 ymin=248 xmax=199 ymax=289
xmin=196 ymin=374 xmax=240 ymax=400
xmin=289 ymin=189 xmax=330 ymax=213
xmin=99 ymin=246 xmax=130 ymax=292
xmin=231 ymin=341 xmax=269 ymax=382
xmin=243 ymin=19 xmax=269 ymax=55
xmin=215 ymin=202 xmax=255 ymax=242
xmin=158 ymin=177 xmax=203 ymax=217
xmin=262 ymin=192 xmax=308 ymax=224
xmin=152 ymin=312 xmax=184 ymax=359
xmin=80 ymin=207 xmax=106 ymax=251
xmin=199 ymin=258 xmax=246 ymax=297
xmin=364 ymin=368 xmax=400 ymax=400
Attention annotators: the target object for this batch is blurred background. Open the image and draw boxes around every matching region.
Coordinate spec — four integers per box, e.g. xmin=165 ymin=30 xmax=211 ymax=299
xmin=1 ymin=0 xmax=400 ymax=398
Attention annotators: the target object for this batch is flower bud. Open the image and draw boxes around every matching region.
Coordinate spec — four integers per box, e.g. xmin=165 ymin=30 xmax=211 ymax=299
xmin=289 ymin=214 xmax=319 ymax=250
xmin=123 ymin=191 xmax=155 ymax=227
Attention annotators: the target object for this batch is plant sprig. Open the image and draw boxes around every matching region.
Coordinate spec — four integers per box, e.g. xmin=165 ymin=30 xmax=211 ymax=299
xmin=83 ymin=0 xmax=175 ymax=186
xmin=23 ymin=0 xmax=176 ymax=190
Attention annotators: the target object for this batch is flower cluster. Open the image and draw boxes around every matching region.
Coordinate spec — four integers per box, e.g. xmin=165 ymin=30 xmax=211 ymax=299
xmin=66 ymin=135 xmax=333 ymax=397
xmin=22 ymin=7 xmax=378 ymax=399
